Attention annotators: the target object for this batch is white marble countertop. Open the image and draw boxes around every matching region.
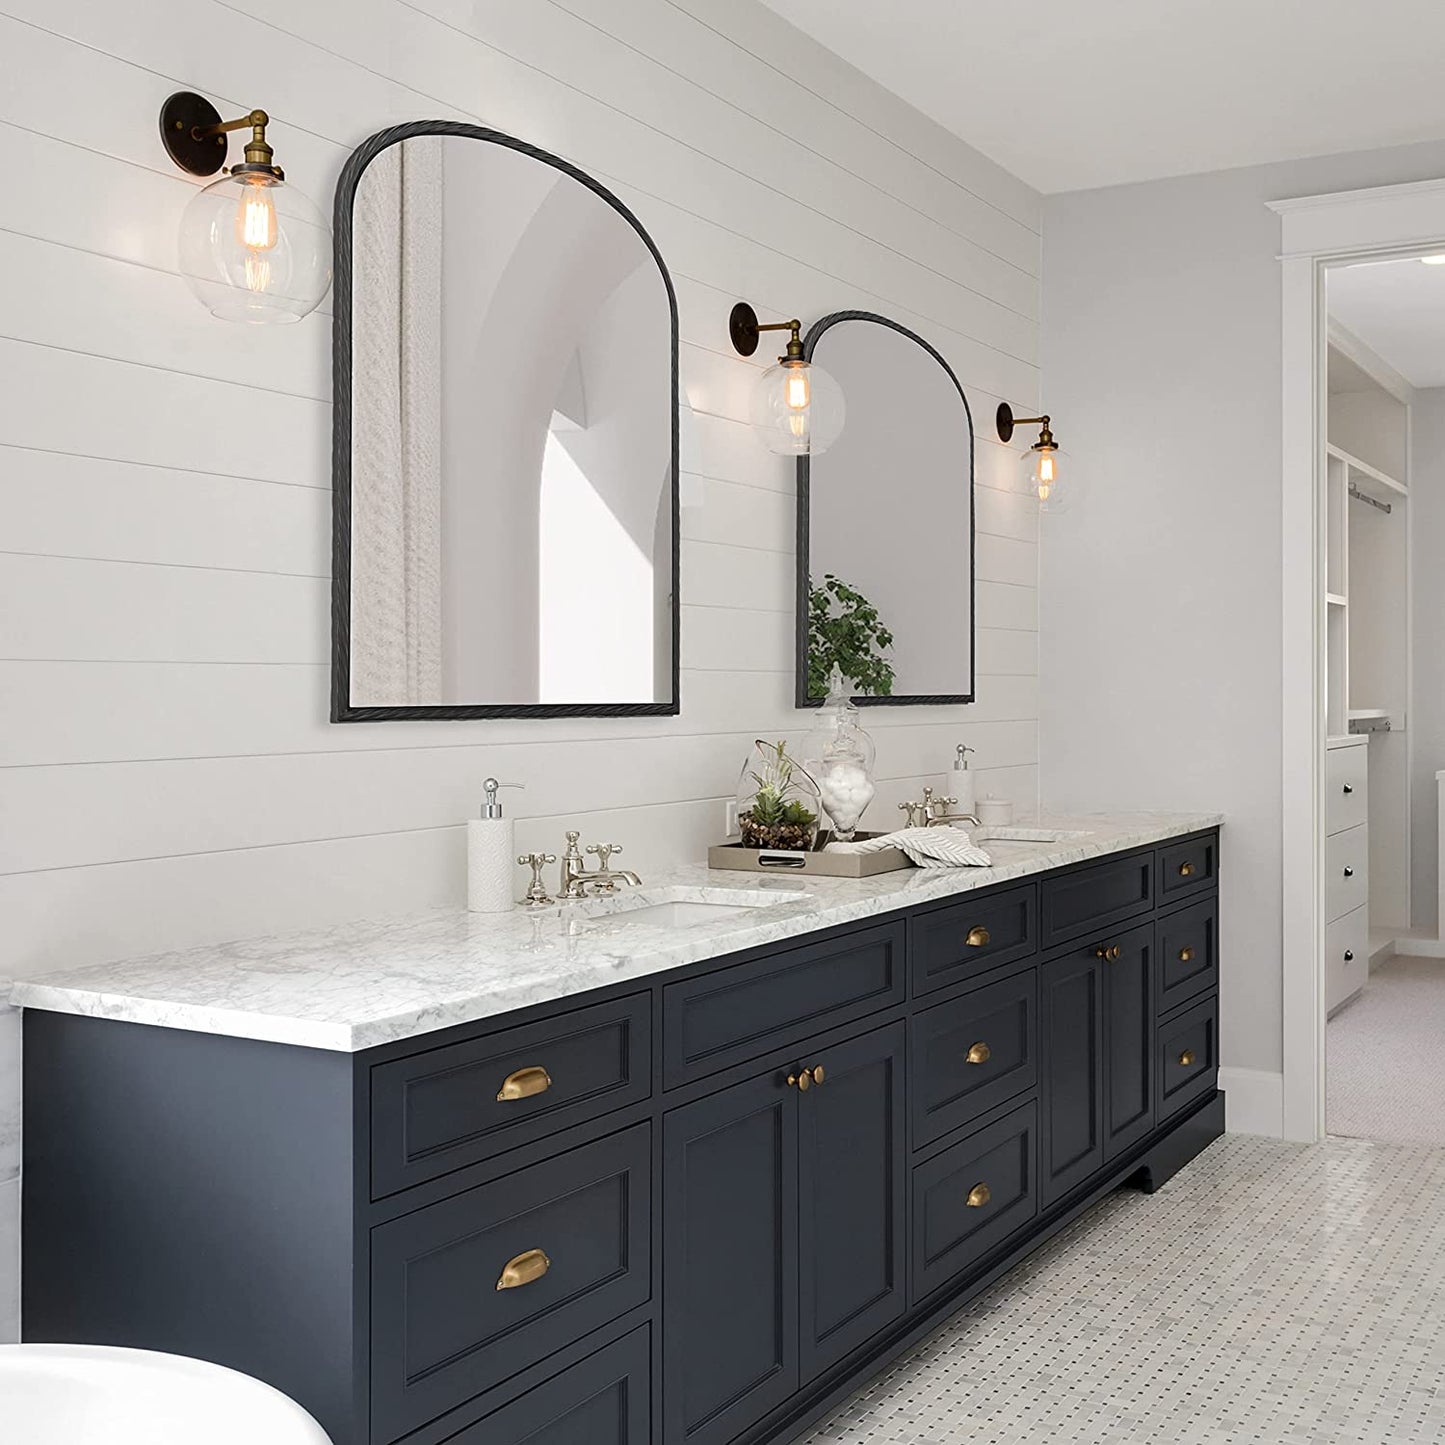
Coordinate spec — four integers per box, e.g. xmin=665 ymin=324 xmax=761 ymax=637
xmin=8 ymin=813 xmax=1221 ymax=1053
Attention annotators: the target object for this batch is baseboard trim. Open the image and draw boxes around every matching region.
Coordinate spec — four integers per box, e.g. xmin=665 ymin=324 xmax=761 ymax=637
xmin=1392 ymin=936 xmax=1445 ymax=958
xmin=1219 ymin=1066 xmax=1284 ymax=1138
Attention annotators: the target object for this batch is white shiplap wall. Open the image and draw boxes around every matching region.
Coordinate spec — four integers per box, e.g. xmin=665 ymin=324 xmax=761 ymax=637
xmin=0 ymin=0 xmax=1041 ymax=1335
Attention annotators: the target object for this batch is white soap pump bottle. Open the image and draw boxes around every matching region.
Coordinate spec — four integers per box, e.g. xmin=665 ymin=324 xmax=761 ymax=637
xmin=952 ymin=744 xmax=977 ymax=818
xmin=468 ymin=778 xmax=523 ymax=914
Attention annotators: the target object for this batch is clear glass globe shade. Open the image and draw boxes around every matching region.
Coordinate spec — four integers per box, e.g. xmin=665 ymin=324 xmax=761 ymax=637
xmin=1017 ymin=445 xmax=1078 ymax=514
xmin=749 ymin=359 xmax=846 ymax=456
xmin=178 ymin=171 xmax=332 ymax=324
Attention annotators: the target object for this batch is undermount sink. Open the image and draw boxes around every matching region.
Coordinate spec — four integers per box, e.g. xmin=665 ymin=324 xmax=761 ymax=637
xmin=566 ymin=886 xmax=801 ymax=930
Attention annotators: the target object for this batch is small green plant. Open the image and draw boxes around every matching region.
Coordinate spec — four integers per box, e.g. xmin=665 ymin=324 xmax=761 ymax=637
xmin=808 ymin=573 xmax=895 ymax=698
xmin=740 ymin=740 xmax=818 ymax=849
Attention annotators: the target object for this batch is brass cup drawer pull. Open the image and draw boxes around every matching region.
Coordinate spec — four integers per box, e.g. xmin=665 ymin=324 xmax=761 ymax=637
xmin=966 ymin=1182 xmax=992 ymax=1209
xmin=965 ymin=925 xmax=991 ymax=948
xmin=497 ymin=1065 xmax=552 ymax=1102
xmin=1178 ymin=946 xmax=1195 ymax=964
xmin=1178 ymin=1049 xmax=1196 ymax=1067
xmin=496 ymin=1248 xmax=551 ymax=1291
xmin=1179 ymin=861 xmax=1196 ymax=877
xmin=966 ymin=1041 xmax=992 ymax=1065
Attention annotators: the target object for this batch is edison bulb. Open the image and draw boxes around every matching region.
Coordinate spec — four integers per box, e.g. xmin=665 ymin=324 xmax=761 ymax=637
xmin=178 ymin=170 xmax=331 ymax=323
xmin=750 ymin=358 xmax=845 ymax=456
xmin=1017 ymin=444 xmax=1077 ymax=514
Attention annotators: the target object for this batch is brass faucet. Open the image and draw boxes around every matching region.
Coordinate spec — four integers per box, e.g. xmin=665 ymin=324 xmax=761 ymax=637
xmin=559 ymin=832 xmax=642 ymax=899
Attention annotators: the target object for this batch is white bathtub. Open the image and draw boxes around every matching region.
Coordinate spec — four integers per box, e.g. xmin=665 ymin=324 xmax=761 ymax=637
xmin=0 ymin=1344 xmax=332 ymax=1444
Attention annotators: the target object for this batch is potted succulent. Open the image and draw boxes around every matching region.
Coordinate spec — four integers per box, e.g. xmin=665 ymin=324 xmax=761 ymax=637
xmin=736 ymin=739 xmax=821 ymax=851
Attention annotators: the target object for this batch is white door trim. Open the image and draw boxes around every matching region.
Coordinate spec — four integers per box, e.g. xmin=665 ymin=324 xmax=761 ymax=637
xmin=1272 ymin=177 xmax=1445 ymax=1142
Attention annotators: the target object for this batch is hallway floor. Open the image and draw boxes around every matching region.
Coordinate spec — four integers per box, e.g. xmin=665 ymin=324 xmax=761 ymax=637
xmin=804 ymin=1134 xmax=1445 ymax=1444
xmin=1328 ymin=955 xmax=1445 ymax=1146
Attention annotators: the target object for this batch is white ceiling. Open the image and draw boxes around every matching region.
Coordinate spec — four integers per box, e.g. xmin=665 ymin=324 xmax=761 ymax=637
xmin=1329 ymin=256 xmax=1445 ymax=389
xmin=759 ymin=0 xmax=1445 ymax=192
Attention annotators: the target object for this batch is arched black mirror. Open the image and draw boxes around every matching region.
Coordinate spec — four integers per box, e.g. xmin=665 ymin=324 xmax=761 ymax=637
xmin=796 ymin=311 xmax=975 ymax=707
xmin=332 ymin=122 xmax=680 ymax=721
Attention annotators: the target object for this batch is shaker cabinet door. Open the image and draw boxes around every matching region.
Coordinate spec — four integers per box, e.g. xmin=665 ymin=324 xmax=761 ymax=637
xmin=1039 ymin=948 xmax=1104 ymax=1206
xmin=662 ymin=1072 xmax=799 ymax=1445
xmin=798 ymin=1022 xmax=907 ymax=1383
xmin=1102 ymin=923 xmax=1155 ymax=1162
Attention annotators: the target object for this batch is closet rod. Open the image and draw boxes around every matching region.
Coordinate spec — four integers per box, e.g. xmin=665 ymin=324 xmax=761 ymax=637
xmin=1348 ymin=483 xmax=1392 ymax=515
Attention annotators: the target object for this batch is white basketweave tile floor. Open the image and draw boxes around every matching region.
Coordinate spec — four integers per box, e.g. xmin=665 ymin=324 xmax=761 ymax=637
xmin=803 ymin=1134 xmax=1445 ymax=1445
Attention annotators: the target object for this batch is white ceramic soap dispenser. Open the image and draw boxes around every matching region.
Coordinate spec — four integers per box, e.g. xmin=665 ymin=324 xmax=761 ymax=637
xmin=468 ymin=778 xmax=522 ymax=913
xmin=952 ymin=743 xmax=977 ymax=817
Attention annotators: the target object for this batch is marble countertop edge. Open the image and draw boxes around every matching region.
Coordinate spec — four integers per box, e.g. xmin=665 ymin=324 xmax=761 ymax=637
xmin=8 ymin=812 xmax=1223 ymax=1053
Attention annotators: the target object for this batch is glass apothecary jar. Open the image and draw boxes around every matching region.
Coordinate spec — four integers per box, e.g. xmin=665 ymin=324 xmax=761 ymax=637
xmin=802 ymin=668 xmax=877 ymax=842
xmin=736 ymin=739 xmax=821 ymax=851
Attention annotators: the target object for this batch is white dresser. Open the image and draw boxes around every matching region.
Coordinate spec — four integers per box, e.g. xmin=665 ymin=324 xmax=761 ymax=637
xmin=1325 ymin=735 xmax=1369 ymax=1013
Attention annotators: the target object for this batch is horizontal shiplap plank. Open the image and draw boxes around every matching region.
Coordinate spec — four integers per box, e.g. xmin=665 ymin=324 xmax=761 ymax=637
xmin=0 ymin=663 xmax=1038 ymax=766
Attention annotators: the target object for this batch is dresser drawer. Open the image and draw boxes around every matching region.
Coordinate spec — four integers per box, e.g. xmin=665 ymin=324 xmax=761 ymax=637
xmin=1157 ymin=835 xmax=1218 ymax=905
xmin=910 ymin=884 xmax=1037 ymax=996
xmin=1040 ymin=851 xmax=1153 ymax=949
xmin=1156 ymin=897 xmax=1219 ymax=1015
xmin=1325 ymin=904 xmax=1369 ymax=1014
xmin=370 ymin=994 xmax=651 ymax=1198
xmin=911 ymin=1101 xmax=1038 ymax=1300
xmin=1157 ymin=997 xmax=1218 ymax=1122
xmin=662 ymin=922 xmax=905 ymax=1088
xmin=1326 ymin=744 xmax=1368 ymax=836
xmin=1325 ymin=825 xmax=1369 ymax=922
xmin=426 ymin=1328 xmax=650 ymax=1445
xmin=370 ymin=1124 xmax=651 ymax=1443
xmin=911 ymin=970 xmax=1037 ymax=1148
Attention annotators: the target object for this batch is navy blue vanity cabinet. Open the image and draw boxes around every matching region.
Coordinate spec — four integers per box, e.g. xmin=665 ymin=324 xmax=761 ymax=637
xmin=21 ymin=829 xmax=1224 ymax=1445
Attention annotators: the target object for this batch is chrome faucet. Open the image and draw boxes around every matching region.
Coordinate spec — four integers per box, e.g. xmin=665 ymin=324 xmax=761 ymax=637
xmin=899 ymin=785 xmax=981 ymax=830
xmin=559 ymin=832 xmax=642 ymax=899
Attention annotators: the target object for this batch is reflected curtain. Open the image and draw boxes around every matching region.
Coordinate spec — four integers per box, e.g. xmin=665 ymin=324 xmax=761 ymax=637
xmin=350 ymin=137 xmax=443 ymax=705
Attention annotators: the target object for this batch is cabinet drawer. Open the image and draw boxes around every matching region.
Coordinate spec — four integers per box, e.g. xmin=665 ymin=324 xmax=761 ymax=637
xmin=370 ymin=1124 xmax=651 ymax=1444
xmin=1040 ymin=852 xmax=1153 ymax=950
xmin=1326 ymin=744 xmax=1368 ymax=836
xmin=662 ymin=922 xmax=905 ymax=1088
xmin=1325 ymin=825 xmax=1368 ymax=923
xmin=911 ymin=1101 xmax=1038 ymax=1300
xmin=1157 ymin=835 xmax=1218 ymax=905
xmin=429 ymin=1328 xmax=650 ymax=1445
xmin=1325 ymin=905 xmax=1369 ymax=1015
xmin=911 ymin=970 xmax=1037 ymax=1148
xmin=1156 ymin=897 xmax=1219 ymax=1016
xmin=1157 ymin=997 xmax=1218 ymax=1122
xmin=910 ymin=884 xmax=1037 ymax=995
xmin=370 ymin=994 xmax=651 ymax=1198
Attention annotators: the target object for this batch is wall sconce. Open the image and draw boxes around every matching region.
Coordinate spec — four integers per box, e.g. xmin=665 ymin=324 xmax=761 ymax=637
xmin=997 ymin=402 xmax=1075 ymax=513
xmin=160 ymin=91 xmax=332 ymax=324
xmin=729 ymin=302 xmax=845 ymax=456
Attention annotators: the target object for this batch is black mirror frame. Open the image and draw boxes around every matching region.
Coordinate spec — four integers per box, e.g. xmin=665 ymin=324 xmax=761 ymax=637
xmin=795 ymin=310 xmax=976 ymax=709
xmin=330 ymin=121 xmax=681 ymax=722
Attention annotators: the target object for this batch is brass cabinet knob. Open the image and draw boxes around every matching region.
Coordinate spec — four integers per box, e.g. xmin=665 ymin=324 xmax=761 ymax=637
xmin=787 ymin=1069 xmax=812 ymax=1092
xmin=966 ymin=1041 xmax=992 ymax=1065
xmin=496 ymin=1248 xmax=550 ymax=1291
xmin=497 ymin=1065 xmax=552 ymax=1102
xmin=1179 ymin=946 xmax=1195 ymax=963
xmin=1179 ymin=861 xmax=1195 ymax=877
xmin=810 ymin=1065 xmax=826 ymax=1086
xmin=965 ymin=925 xmax=991 ymax=947
xmin=1094 ymin=944 xmax=1122 ymax=961
xmin=966 ymin=1183 xmax=992 ymax=1209
xmin=1178 ymin=1049 xmax=1196 ymax=1067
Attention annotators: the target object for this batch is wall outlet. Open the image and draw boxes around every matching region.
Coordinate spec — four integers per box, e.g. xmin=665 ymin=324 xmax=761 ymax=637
xmin=724 ymin=799 xmax=739 ymax=838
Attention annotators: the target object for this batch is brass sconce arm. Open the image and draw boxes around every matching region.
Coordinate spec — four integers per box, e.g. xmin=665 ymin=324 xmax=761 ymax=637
xmin=996 ymin=402 xmax=1056 ymax=450
xmin=160 ymin=92 xmax=281 ymax=178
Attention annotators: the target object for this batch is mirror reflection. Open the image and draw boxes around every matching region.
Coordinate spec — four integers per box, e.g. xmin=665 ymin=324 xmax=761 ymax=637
xmin=800 ymin=314 xmax=975 ymax=705
xmin=337 ymin=128 xmax=678 ymax=718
